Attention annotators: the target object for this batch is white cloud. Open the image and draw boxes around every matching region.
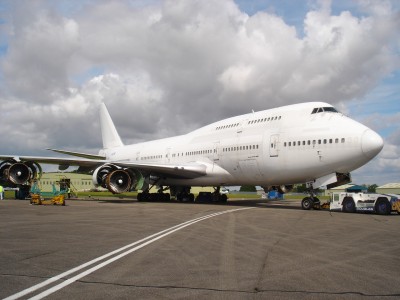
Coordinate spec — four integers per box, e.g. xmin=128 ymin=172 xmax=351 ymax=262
xmin=2 ymin=4 xmax=79 ymax=103
xmin=0 ymin=0 xmax=399 ymax=183
xmin=380 ymin=143 xmax=399 ymax=160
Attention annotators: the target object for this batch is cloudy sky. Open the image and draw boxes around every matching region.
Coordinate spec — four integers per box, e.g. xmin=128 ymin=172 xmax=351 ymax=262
xmin=0 ymin=0 xmax=399 ymax=185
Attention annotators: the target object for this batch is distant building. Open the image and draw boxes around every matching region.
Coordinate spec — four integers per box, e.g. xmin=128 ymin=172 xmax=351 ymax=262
xmin=38 ymin=172 xmax=95 ymax=192
xmin=376 ymin=183 xmax=400 ymax=195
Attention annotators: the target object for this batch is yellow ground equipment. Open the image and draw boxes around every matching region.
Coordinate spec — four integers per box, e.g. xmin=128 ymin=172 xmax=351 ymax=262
xmin=30 ymin=182 xmax=66 ymax=206
xmin=392 ymin=199 xmax=400 ymax=214
xmin=30 ymin=194 xmax=65 ymax=206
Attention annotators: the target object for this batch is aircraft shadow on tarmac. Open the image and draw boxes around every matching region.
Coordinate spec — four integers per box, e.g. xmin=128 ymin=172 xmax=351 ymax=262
xmin=95 ymin=198 xmax=309 ymax=211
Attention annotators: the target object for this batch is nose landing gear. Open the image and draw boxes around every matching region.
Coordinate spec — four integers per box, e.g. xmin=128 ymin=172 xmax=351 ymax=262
xmin=301 ymin=185 xmax=321 ymax=210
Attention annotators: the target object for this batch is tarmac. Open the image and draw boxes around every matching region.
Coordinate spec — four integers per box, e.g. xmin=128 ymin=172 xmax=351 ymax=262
xmin=1 ymin=198 xmax=399 ymax=299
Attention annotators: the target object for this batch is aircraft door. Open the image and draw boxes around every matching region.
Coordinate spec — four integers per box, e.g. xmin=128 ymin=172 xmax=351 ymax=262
xmin=165 ymin=148 xmax=171 ymax=163
xmin=270 ymin=134 xmax=279 ymax=157
xmin=213 ymin=142 xmax=220 ymax=162
xmin=136 ymin=151 xmax=140 ymax=161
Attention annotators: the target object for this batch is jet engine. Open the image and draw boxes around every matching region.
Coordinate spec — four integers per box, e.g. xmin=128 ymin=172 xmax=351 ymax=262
xmin=262 ymin=185 xmax=294 ymax=194
xmin=92 ymin=164 xmax=143 ymax=194
xmin=0 ymin=160 xmax=41 ymax=185
xmin=277 ymin=185 xmax=293 ymax=194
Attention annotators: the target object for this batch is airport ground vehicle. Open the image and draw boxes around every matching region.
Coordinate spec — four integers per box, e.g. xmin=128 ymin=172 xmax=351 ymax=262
xmin=30 ymin=194 xmax=65 ymax=206
xmin=311 ymin=192 xmax=400 ymax=215
xmin=29 ymin=182 xmax=66 ymax=206
xmin=329 ymin=192 xmax=400 ymax=214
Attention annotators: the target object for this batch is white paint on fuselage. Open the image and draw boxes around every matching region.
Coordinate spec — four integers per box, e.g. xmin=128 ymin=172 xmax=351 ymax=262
xmin=101 ymin=102 xmax=383 ymax=187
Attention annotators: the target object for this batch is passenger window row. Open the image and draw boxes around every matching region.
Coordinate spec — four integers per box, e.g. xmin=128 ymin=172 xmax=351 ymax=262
xmin=215 ymin=115 xmax=282 ymax=131
xmin=139 ymin=144 xmax=262 ymax=160
xmin=223 ymin=145 xmax=259 ymax=152
xmin=216 ymin=123 xmax=240 ymax=130
xmin=141 ymin=149 xmax=217 ymax=160
xmin=141 ymin=155 xmax=163 ymax=160
xmin=248 ymin=116 xmax=281 ymax=124
xmin=284 ymin=138 xmax=346 ymax=147
xmin=185 ymin=149 xmax=215 ymax=156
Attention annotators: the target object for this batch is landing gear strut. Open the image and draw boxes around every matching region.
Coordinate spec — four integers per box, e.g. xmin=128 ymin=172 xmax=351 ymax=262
xmin=137 ymin=179 xmax=171 ymax=202
xmin=175 ymin=186 xmax=194 ymax=202
xmin=168 ymin=186 xmax=195 ymax=202
xmin=137 ymin=190 xmax=171 ymax=202
xmin=213 ymin=187 xmax=227 ymax=203
xmin=301 ymin=185 xmax=320 ymax=210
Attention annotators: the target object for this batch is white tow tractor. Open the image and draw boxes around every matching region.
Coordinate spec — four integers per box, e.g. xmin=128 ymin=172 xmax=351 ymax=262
xmin=326 ymin=192 xmax=400 ymax=215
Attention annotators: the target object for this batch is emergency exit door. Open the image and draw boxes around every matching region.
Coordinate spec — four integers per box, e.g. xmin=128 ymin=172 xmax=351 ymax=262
xmin=269 ymin=134 xmax=279 ymax=157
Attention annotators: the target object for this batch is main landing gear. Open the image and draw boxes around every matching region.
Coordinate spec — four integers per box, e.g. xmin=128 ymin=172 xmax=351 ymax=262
xmin=137 ymin=185 xmax=194 ymax=202
xmin=174 ymin=186 xmax=194 ymax=202
xmin=137 ymin=185 xmax=171 ymax=202
xmin=301 ymin=186 xmax=321 ymax=210
xmin=137 ymin=191 xmax=170 ymax=202
xmin=195 ymin=187 xmax=228 ymax=203
xmin=137 ymin=185 xmax=228 ymax=204
xmin=213 ymin=187 xmax=228 ymax=203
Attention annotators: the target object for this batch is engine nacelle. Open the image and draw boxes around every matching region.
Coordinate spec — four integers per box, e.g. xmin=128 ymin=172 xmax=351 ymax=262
xmin=277 ymin=185 xmax=293 ymax=194
xmin=7 ymin=163 xmax=31 ymax=185
xmin=262 ymin=185 xmax=293 ymax=194
xmin=93 ymin=164 xmax=114 ymax=188
xmin=93 ymin=164 xmax=143 ymax=194
xmin=0 ymin=160 xmax=41 ymax=185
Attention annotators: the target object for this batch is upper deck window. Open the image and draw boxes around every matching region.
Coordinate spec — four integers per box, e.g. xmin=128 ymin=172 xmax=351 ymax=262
xmin=311 ymin=107 xmax=339 ymax=114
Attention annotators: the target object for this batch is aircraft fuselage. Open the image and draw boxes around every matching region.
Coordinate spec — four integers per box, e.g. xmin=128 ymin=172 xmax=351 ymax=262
xmin=101 ymin=102 xmax=383 ymax=188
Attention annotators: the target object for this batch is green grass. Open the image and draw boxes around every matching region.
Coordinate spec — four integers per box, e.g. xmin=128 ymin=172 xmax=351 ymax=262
xmin=224 ymin=193 xmax=260 ymax=199
xmin=73 ymin=191 xmax=138 ymax=198
xmin=4 ymin=191 xmax=16 ymax=198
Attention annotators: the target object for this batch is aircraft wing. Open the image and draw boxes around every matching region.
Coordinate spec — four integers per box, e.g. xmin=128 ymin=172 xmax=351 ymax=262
xmin=0 ymin=155 xmax=207 ymax=179
xmin=46 ymin=148 xmax=106 ymax=160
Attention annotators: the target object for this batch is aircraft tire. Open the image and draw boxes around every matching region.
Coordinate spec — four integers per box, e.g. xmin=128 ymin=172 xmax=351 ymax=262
xmin=189 ymin=193 xmax=195 ymax=202
xmin=137 ymin=192 xmax=148 ymax=202
xmin=220 ymin=194 xmax=228 ymax=203
xmin=342 ymin=197 xmax=356 ymax=213
xmin=313 ymin=198 xmax=321 ymax=210
xmin=301 ymin=197 xmax=313 ymax=210
xmin=163 ymin=193 xmax=171 ymax=201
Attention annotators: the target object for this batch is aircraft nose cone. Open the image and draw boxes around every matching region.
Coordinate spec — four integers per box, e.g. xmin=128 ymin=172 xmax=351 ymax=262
xmin=361 ymin=129 xmax=383 ymax=159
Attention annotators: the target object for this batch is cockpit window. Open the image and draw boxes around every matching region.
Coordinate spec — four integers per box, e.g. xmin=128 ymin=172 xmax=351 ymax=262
xmin=311 ymin=107 xmax=339 ymax=114
xmin=323 ymin=107 xmax=338 ymax=113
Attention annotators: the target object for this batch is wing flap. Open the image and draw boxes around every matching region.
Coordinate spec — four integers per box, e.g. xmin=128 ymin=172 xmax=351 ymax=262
xmin=117 ymin=161 xmax=207 ymax=178
xmin=46 ymin=148 xmax=106 ymax=160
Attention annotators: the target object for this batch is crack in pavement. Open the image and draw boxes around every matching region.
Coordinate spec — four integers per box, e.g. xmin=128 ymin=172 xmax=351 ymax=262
xmin=20 ymin=251 xmax=56 ymax=261
xmin=75 ymin=279 xmax=400 ymax=297
xmin=3 ymin=273 xmax=400 ymax=298
xmin=253 ymin=213 xmax=306 ymax=292
xmin=1 ymin=274 xmax=50 ymax=280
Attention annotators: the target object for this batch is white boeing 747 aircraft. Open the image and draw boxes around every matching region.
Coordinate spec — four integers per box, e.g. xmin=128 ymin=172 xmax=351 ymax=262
xmin=0 ymin=102 xmax=383 ymax=209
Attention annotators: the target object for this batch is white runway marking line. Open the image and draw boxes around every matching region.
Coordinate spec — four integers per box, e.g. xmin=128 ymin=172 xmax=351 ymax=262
xmin=4 ymin=207 xmax=254 ymax=300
